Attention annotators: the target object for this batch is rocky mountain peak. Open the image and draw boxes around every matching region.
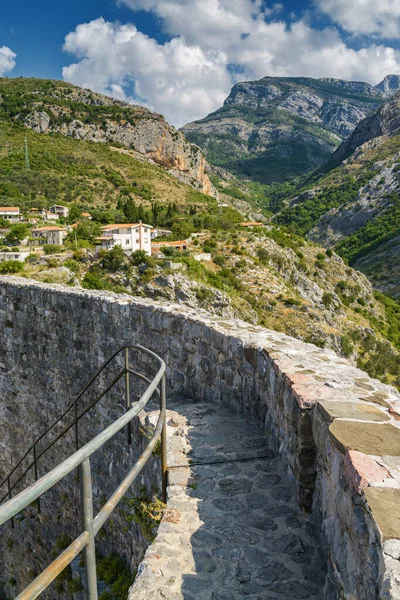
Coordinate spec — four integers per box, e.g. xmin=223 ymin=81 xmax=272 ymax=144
xmin=375 ymin=74 xmax=400 ymax=97
xmin=328 ymin=92 xmax=400 ymax=166
xmin=182 ymin=75 xmax=385 ymax=184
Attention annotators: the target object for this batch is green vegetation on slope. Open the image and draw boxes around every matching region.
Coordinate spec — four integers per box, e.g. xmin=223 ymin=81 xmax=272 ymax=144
xmin=0 ymin=120 xmax=211 ymax=215
xmin=0 ymin=77 xmax=154 ymax=125
xmin=335 ymin=194 xmax=400 ymax=264
xmin=274 ymin=172 xmax=375 ymax=236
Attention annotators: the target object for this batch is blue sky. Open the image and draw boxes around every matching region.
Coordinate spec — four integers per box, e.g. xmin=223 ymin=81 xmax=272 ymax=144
xmin=1 ymin=0 xmax=400 ymax=126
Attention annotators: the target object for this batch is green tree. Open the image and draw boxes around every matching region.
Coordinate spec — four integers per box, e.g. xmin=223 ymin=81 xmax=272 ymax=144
xmin=67 ymin=204 xmax=82 ymax=224
xmin=5 ymin=223 xmax=29 ymax=245
xmin=101 ymin=245 xmax=126 ymax=272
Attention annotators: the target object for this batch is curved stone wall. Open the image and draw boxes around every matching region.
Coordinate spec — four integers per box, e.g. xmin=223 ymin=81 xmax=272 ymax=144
xmin=0 ymin=277 xmax=399 ymax=599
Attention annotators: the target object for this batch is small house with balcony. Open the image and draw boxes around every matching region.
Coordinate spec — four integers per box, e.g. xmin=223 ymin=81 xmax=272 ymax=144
xmin=48 ymin=205 xmax=69 ymax=218
xmin=95 ymin=223 xmax=152 ymax=255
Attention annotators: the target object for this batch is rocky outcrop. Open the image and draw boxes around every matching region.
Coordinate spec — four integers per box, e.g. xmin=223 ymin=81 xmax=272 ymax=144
xmin=182 ymin=76 xmax=386 ymax=183
xmin=309 ymin=160 xmax=400 ymax=246
xmin=11 ymin=78 xmax=213 ymax=196
xmin=280 ymin=92 xmax=400 ymax=298
xmin=329 ymin=93 xmax=400 ymax=166
xmin=375 ymin=74 xmax=400 ymax=97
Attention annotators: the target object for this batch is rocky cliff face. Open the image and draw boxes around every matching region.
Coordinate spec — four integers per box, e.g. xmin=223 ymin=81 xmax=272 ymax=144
xmin=276 ymin=92 xmax=400 ymax=299
xmin=375 ymin=74 xmax=400 ymax=97
xmin=182 ymin=76 xmax=386 ymax=184
xmin=0 ymin=78 xmax=213 ymax=196
xmin=328 ymin=93 xmax=400 ymax=166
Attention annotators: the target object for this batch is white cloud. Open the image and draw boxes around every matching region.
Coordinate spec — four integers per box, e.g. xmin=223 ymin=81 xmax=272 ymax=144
xmin=62 ymin=1 xmax=400 ymax=127
xmin=62 ymin=18 xmax=230 ymax=126
xmin=0 ymin=46 xmax=16 ymax=76
xmin=316 ymin=0 xmax=400 ymax=39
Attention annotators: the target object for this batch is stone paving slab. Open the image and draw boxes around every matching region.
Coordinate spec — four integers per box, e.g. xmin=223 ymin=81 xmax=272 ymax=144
xmin=129 ymin=397 xmax=326 ymax=600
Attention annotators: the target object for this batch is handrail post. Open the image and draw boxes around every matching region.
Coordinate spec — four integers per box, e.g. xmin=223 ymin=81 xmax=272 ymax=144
xmin=80 ymin=458 xmax=98 ymax=600
xmin=74 ymin=401 xmax=79 ymax=452
xmin=7 ymin=477 xmax=14 ymax=529
xmin=33 ymin=444 xmax=41 ymax=514
xmin=125 ymin=347 xmax=131 ymax=445
xmin=160 ymin=374 xmax=167 ymax=503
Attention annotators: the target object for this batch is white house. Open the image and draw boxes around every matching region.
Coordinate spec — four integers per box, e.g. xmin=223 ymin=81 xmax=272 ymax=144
xmin=45 ymin=212 xmax=59 ymax=222
xmin=31 ymin=226 xmax=68 ymax=246
xmin=0 ymin=251 xmax=30 ymax=263
xmin=0 ymin=207 xmax=21 ymax=223
xmin=48 ymin=205 xmax=69 ymax=218
xmin=95 ymin=223 xmax=152 ymax=255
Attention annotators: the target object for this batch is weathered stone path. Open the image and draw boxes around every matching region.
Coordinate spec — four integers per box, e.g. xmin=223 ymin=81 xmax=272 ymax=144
xmin=130 ymin=396 xmax=326 ymax=599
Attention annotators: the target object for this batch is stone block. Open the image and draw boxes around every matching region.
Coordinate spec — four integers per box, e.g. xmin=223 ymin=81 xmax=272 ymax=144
xmin=344 ymin=451 xmax=391 ymax=493
xmin=329 ymin=421 xmax=400 ymax=456
xmin=365 ymin=488 xmax=400 ymax=540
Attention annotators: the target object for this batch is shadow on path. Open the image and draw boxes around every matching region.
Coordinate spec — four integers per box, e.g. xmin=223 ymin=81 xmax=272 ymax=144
xmin=132 ymin=394 xmax=326 ymax=600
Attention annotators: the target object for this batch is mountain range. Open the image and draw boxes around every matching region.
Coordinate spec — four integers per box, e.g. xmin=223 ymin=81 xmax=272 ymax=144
xmin=182 ymin=74 xmax=400 ymax=184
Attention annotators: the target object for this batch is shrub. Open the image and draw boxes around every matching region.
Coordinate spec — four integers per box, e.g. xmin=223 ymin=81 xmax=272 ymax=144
xmin=326 ymin=248 xmax=333 ymax=258
xmin=101 ymin=245 xmax=126 ymax=272
xmin=43 ymin=244 xmax=63 ymax=255
xmin=82 ymin=269 xmax=109 ymax=290
xmin=341 ymin=335 xmax=354 ymax=358
xmin=131 ymin=250 xmax=149 ymax=266
xmin=63 ymin=259 xmax=81 ymax=274
xmin=284 ymin=297 xmax=302 ymax=307
xmin=213 ymin=255 xmax=226 ymax=266
xmin=257 ymin=247 xmax=270 ymax=262
xmin=322 ymin=292 xmax=334 ymax=308
xmin=0 ymin=260 xmax=24 ymax=274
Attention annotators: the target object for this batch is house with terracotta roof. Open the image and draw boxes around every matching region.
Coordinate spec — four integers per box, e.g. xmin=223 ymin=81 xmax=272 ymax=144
xmin=81 ymin=212 xmax=92 ymax=220
xmin=95 ymin=222 xmax=152 ymax=255
xmin=31 ymin=226 xmax=68 ymax=246
xmin=0 ymin=207 xmax=21 ymax=223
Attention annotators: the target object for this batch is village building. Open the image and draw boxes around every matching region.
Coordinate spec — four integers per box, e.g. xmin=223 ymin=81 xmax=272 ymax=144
xmin=151 ymin=228 xmax=172 ymax=239
xmin=151 ymin=240 xmax=188 ymax=255
xmin=31 ymin=226 xmax=68 ymax=246
xmin=48 ymin=205 xmax=69 ymax=218
xmin=45 ymin=212 xmax=59 ymax=222
xmin=95 ymin=223 xmax=152 ymax=255
xmin=0 ymin=250 xmax=30 ymax=263
xmin=0 ymin=207 xmax=21 ymax=223
xmin=81 ymin=212 xmax=92 ymax=220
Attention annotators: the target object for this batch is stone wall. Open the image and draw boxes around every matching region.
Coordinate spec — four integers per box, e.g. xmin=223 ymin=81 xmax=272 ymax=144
xmin=0 ymin=277 xmax=399 ymax=599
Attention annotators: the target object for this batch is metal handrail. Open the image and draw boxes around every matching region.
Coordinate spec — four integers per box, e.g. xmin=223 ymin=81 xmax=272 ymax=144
xmin=0 ymin=343 xmax=168 ymax=600
xmin=0 ymin=344 xmax=135 ymax=499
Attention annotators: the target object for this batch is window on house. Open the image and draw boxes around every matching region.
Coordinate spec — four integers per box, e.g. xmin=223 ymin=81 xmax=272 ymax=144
xmin=126 ymin=239 xmax=130 ymax=244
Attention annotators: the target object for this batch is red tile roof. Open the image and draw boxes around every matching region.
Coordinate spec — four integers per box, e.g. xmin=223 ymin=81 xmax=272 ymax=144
xmin=32 ymin=226 xmax=67 ymax=232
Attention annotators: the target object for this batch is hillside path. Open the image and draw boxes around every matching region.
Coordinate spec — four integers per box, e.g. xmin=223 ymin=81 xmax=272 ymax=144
xmin=130 ymin=396 xmax=326 ymax=600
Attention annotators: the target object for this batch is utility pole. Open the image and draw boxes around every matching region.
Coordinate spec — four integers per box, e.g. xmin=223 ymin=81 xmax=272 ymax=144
xmin=24 ymin=137 xmax=30 ymax=170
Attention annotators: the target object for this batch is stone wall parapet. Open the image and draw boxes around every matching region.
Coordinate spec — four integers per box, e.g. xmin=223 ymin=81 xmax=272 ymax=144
xmin=0 ymin=277 xmax=399 ymax=598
